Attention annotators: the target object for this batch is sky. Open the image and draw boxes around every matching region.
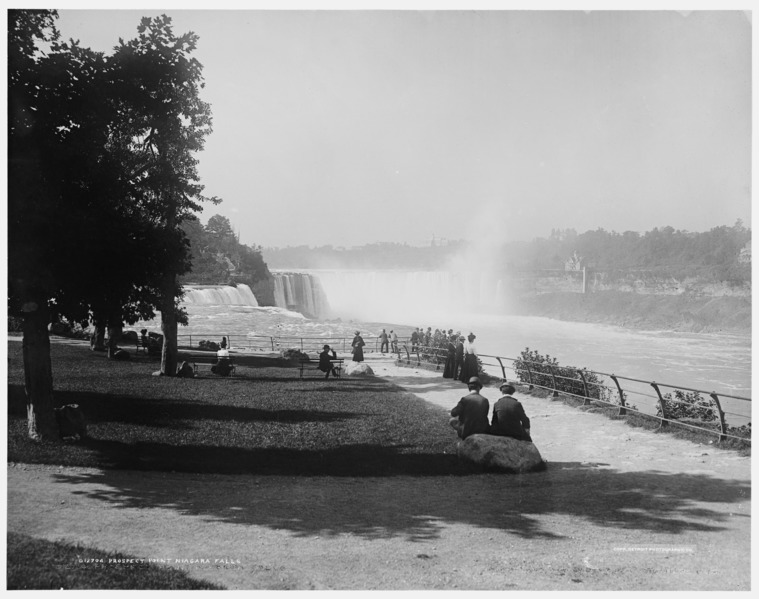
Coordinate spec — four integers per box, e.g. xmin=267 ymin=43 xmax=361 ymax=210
xmin=45 ymin=5 xmax=752 ymax=249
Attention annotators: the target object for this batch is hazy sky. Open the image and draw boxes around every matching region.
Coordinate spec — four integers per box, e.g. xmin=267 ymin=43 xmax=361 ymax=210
xmin=51 ymin=7 xmax=751 ymax=248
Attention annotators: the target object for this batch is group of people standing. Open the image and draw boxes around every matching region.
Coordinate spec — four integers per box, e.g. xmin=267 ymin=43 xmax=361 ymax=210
xmin=442 ymin=331 xmax=479 ymax=384
xmin=377 ymin=329 xmax=398 ymax=354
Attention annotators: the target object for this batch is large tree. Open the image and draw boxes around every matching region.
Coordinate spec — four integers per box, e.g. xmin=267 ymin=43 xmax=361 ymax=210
xmin=110 ymin=15 xmax=218 ymax=376
xmin=8 ymin=11 xmax=218 ymax=440
xmin=8 ymin=9 xmax=98 ymax=440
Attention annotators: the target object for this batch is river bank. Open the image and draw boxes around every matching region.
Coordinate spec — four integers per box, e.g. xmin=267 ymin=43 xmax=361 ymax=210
xmin=509 ymin=291 xmax=751 ymax=334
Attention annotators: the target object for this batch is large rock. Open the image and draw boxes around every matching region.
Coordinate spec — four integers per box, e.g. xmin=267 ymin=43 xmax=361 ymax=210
xmin=344 ymin=361 xmax=374 ymax=377
xmin=457 ymin=434 xmax=545 ymax=473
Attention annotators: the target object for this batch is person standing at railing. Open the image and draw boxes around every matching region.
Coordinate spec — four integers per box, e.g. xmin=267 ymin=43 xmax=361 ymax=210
xmin=442 ymin=333 xmax=457 ymax=378
xmin=454 ymin=335 xmax=465 ymax=380
xmin=490 ymin=383 xmax=532 ymax=442
xmin=379 ymin=329 xmax=389 ymax=354
xmin=410 ymin=328 xmax=420 ymax=352
xmin=390 ymin=330 xmax=398 ymax=354
xmin=459 ymin=332 xmax=479 ymax=383
xmin=351 ymin=331 xmax=365 ymax=362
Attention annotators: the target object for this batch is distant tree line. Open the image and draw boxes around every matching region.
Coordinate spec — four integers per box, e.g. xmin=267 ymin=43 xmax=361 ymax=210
xmin=264 ymin=241 xmax=467 ymax=270
xmin=180 ymin=215 xmax=271 ymax=287
xmin=8 ymin=11 xmax=217 ymax=440
xmin=506 ymin=222 xmax=751 ymax=285
xmin=263 ymin=223 xmax=750 ymax=286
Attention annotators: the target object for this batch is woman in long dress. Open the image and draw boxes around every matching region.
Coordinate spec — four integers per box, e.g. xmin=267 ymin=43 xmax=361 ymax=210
xmin=351 ymin=331 xmax=365 ymax=362
xmin=459 ymin=332 xmax=478 ymax=383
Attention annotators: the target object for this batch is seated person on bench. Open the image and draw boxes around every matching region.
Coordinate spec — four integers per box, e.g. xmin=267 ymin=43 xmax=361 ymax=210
xmin=211 ymin=346 xmax=234 ymax=376
xmin=318 ymin=344 xmax=340 ymax=379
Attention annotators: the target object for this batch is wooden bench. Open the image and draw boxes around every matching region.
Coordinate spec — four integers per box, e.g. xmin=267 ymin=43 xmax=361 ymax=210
xmin=299 ymin=358 xmax=344 ymax=379
xmin=192 ymin=357 xmax=236 ymax=377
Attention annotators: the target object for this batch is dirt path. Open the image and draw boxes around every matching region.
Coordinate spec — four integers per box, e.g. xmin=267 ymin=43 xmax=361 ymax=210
xmin=6 ymin=354 xmax=751 ymax=590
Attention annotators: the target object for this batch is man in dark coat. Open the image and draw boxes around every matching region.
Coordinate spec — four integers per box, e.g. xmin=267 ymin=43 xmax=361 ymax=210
xmin=318 ymin=344 xmax=339 ymax=379
xmin=490 ymin=383 xmax=532 ymax=442
xmin=449 ymin=377 xmax=491 ymax=439
xmin=410 ymin=329 xmax=419 ymax=352
xmin=379 ymin=329 xmax=389 ymax=354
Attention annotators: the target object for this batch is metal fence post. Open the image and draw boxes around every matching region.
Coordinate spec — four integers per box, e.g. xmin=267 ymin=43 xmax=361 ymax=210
xmin=578 ymin=369 xmax=590 ymax=405
xmin=610 ymin=374 xmax=627 ymax=416
xmin=709 ymin=392 xmax=728 ymax=442
xmin=495 ymin=356 xmax=507 ymax=380
xmin=524 ymin=363 xmax=534 ymax=390
xmin=650 ymin=382 xmax=669 ymax=428
xmin=547 ymin=364 xmax=559 ymax=397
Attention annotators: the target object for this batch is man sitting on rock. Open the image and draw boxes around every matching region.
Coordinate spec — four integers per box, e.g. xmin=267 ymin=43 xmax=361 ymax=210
xmin=449 ymin=376 xmax=491 ymax=439
xmin=490 ymin=383 xmax=532 ymax=442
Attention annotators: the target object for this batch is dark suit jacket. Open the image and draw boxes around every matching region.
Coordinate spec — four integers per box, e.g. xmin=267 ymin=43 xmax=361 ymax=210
xmin=490 ymin=395 xmax=531 ymax=441
xmin=450 ymin=392 xmax=490 ymax=439
xmin=318 ymin=349 xmax=337 ymax=372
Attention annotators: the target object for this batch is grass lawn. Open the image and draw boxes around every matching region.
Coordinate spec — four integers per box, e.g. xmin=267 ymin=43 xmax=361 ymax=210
xmin=7 ymin=341 xmax=477 ymax=588
xmin=7 ymin=533 xmax=224 ymax=590
xmin=7 ymin=341 xmax=474 ymax=476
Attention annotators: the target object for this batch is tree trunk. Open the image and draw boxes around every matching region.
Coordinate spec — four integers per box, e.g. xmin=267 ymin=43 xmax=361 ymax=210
xmin=90 ymin=320 xmax=106 ymax=352
xmin=106 ymin=322 xmax=123 ymax=359
xmin=21 ymin=299 xmax=59 ymax=441
xmin=160 ymin=275 xmax=178 ymax=376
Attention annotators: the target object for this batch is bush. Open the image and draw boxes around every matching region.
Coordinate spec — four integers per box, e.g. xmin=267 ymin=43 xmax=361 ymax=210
xmin=49 ymin=319 xmax=89 ymax=340
xmin=657 ymin=389 xmax=717 ymax=422
xmin=8 ymin=316 xmax=24 ymax=332
xmin=198 ymin=339 xmax=220 ymax=351
xmin=280 ymin=347 xmax=310 ymax=361
xmin=513 ymin=347 xmax=610 ymax=401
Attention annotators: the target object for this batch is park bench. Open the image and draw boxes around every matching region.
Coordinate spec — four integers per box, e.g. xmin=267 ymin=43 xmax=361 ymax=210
xmin=299 ymin=358 xmax=344 ymax=379
xmin=191 ymin=356 xmax=236 ymax=377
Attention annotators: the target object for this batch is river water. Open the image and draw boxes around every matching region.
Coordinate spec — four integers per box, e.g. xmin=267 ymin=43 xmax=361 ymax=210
xmin=133 ymin=297 xmax=751 ymax=426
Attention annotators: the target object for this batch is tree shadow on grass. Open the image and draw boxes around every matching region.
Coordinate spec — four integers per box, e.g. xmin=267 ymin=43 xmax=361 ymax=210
xmin=49 ymin=460 xmax=750 ymax=543
xmin=7 ymin=385 xmax=365 ymax=427
xmin=71 ymin=438 xmax=472 ymax=476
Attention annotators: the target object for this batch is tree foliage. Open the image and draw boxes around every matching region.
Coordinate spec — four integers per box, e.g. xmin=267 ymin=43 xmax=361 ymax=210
xmin=8 ymin=11 xmax=217 ymax=438
xmin=180 ymin=215 xmax=271 ymax=286
xmin=263 ymin=225 xmax=750 ymax=286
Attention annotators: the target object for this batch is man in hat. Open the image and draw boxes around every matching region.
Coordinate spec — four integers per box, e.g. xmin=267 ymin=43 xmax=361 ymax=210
xmin=490 ymin=383 xmax=532 ymax=442
xmin=378 ymin=328 xmax=389 ymax=354
xmin=449 ymin=376 xmax=491 ymax=439
xmin=318 ymin=344 xmax=339 ymax=379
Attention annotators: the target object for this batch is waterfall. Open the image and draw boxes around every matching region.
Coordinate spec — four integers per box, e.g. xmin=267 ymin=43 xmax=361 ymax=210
xmin=296 ymin=270 xmax=507 ymax=324
xmin=269 ymin=272 xmax=330 ymax=318
xmin=182 ymin=284 xmax=259 ymax=306
xmin=268 ymin=270 xmax=507 ymax=323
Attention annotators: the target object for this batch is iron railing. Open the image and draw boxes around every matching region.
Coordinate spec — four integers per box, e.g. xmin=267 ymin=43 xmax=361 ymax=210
xmin=397 ymin=344 xmax=751 ymax=444
xmin=174 ymin=333 xmax=750 ymax=443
